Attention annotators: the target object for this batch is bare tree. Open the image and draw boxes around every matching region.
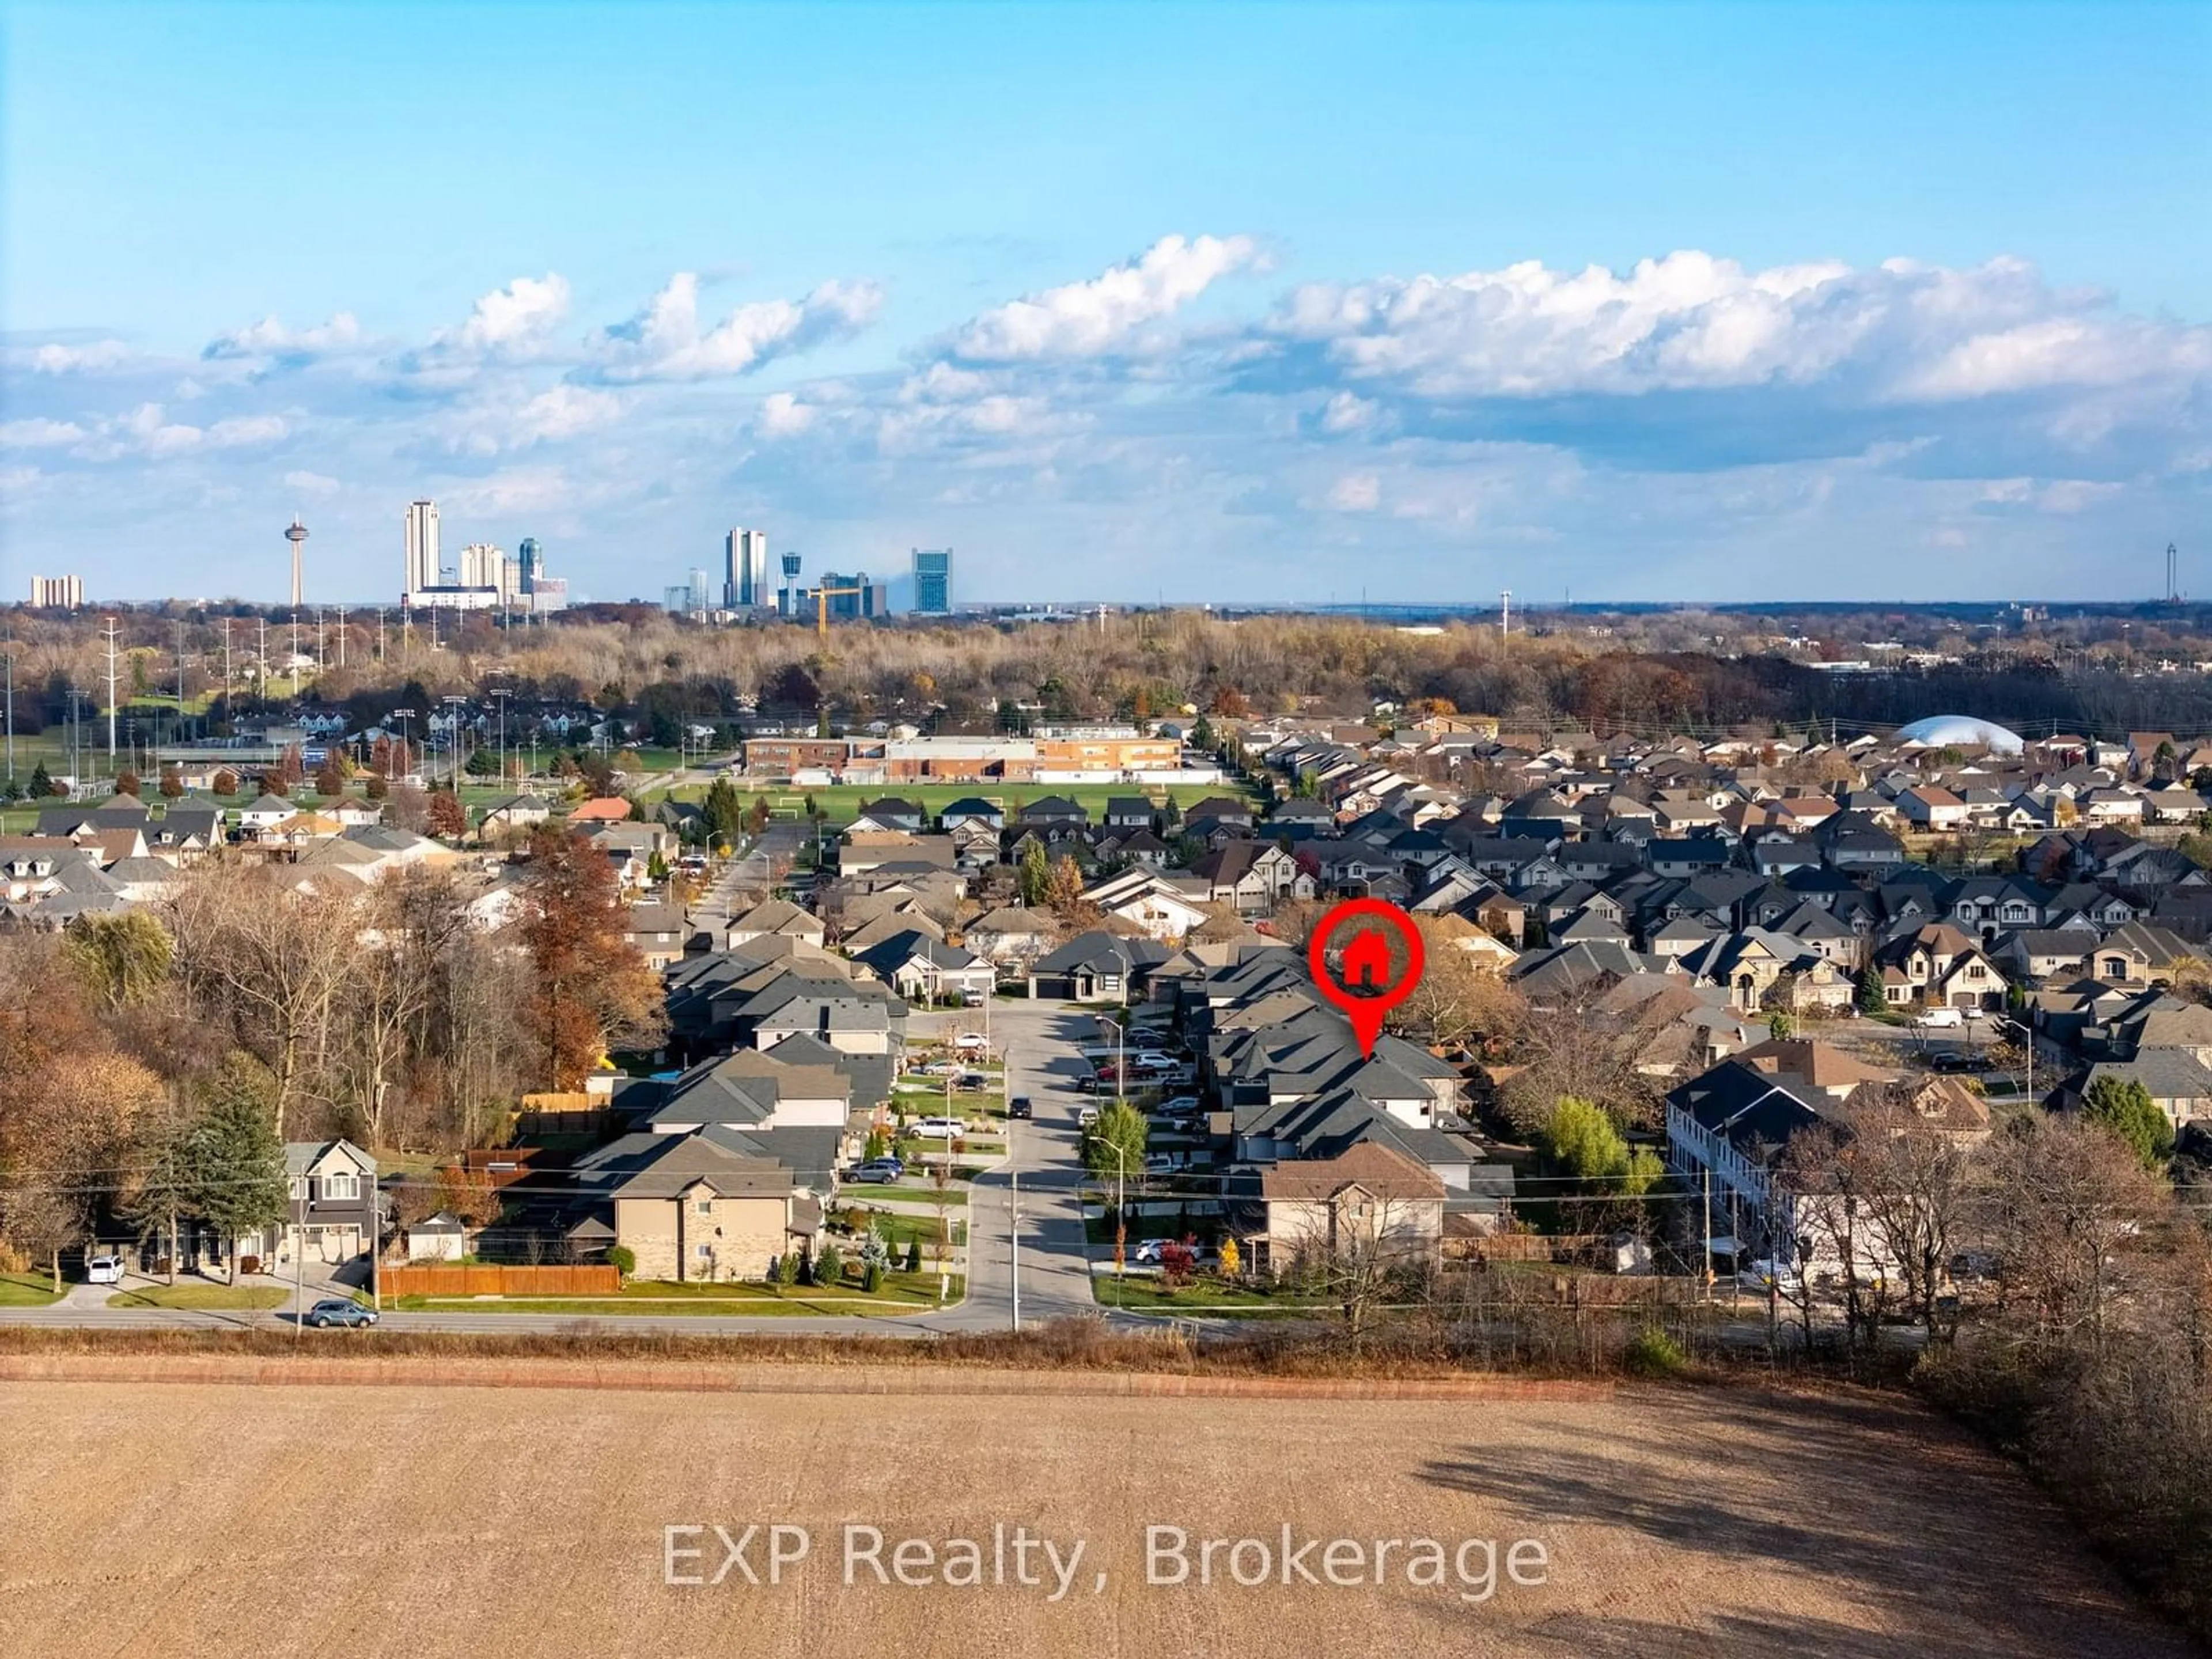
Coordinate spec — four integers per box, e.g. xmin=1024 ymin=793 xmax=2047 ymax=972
xmin=164 ymin=865 xmax=359 ymax=1137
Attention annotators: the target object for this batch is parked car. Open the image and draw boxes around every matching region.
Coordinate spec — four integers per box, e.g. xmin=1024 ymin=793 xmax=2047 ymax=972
xmin=952 ymin=1032 xmax=991 ymax=1052
xmin=85 ymin=1255 xmax=124 ymax=1285
xmin=1154 ymin=1096 xmax=1200 ymax=1115
xmin=922 ymin=1060 xmax=965 ymax=1076
xmin=1736 ymin=1261 xmax=1803 ymax=1296
xmin=847 ymin=1161 xmax=902 ymax=1184
xmin=1075 ymin=1074 xmax=1102 ymax=1094
xmin=1929 ymin=1051 xmax=1993 ymax=1073
xmin=306 ymin=1298 xmax=378 ymax=1329
xmin=908 ymin=1116 xmax=968 ymax=1138
xmin=1078 ymin=1104 xmax=1101 ymax=1130
xmin=1914 ymin=1007 xmax=1965 ymax=1029
xmin=1006 ymin=1097 xmax=1033 ymax=1120
xmin=953 ymin=1072 xmax=988 ymax=1092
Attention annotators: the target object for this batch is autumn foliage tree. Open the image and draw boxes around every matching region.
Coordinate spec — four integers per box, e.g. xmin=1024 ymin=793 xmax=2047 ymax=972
xmin=518 ymin=825 xmax=666 ymax=1089
xmin=426 ymin=788 xmax=468 ymax=840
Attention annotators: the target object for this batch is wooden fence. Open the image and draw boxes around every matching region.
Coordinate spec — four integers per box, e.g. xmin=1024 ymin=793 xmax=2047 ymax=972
xmin=380 ymin=1264 xmax=619 ymax=1298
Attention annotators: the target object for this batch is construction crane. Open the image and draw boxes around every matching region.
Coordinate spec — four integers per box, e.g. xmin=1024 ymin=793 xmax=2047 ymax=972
xmin=814 ymin=584 xmax=868 ymax=641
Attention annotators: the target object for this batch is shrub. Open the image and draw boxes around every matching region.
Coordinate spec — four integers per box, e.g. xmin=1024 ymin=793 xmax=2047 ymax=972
xmin=1624 ymin=1327 xmax=1687 ymax=1378
xmin=815 ymin=1243 xmax=843 ymax=1287
xmin=774 ymin=1252 xmax=800 ymax=1289
xmin=904 ymin=1238 xmax=923 ymax=1273
xmin=604 ymin=1245 xmax=636 ymax=1279
xmin=863 ymin=1262 xmax=885 ymax=1294
xmin=1159 ymin=1242 xmax=1196 ymax=1289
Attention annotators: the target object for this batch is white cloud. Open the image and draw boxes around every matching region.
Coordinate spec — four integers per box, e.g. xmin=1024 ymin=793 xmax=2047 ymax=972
xmin=1268 ymin=250 xmax=2212 ymax=407
xmin=444 ymin=465 xmax=586 ymax=516
xmin=1979 ymin=476 xmax=2126 ymax=515
xmin=16 ymin=339 xmax=134 ymax=374
xmin=283 ymin=469 xmax=341 ymax=495
xmin=754 ymin=391 xmax=816 ymax=437
xmin=589 ymin=274 xmax=882 ymax=381
xmin=1326 ymin=472 xmax=1381 ymax=512
xmin=950 ymin=233 xmax=1260 ymax=362
xmin=87 ymin=404 xmax=288 ymax=459
xmin=1319 ymin=391 xmax=1384 ymax=434
xmin=444 ymin=273 xmax=571 ymax=355
xmin=511 ymin=384 xmax=623 ymax=444
xmin=203 ymin=311 xmax=363 ymax=361
xmin=0 ymin=418 xmax=89 ymax=448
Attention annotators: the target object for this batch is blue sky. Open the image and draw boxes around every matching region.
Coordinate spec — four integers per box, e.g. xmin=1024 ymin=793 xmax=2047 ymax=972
xmin=2 ymin=1 xmax=2207 ymax=605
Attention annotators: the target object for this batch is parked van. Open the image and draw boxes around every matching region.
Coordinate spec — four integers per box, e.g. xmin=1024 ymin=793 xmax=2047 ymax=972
xmin=1914 ymin=1006 xmax=1965 ymax=1029
xmin=85 ymin=1255 xmax=124 ymax=1285
xmin=908 ymin=1116 xmax=968 ymax=1139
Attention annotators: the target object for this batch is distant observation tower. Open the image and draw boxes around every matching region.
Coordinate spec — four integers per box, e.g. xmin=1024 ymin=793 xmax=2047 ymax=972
xmin=285 ymin=517 xmax=309 ymax=607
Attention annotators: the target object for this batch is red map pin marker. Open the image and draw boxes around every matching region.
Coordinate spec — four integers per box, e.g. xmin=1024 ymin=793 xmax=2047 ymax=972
xmin=1307 ymin=897 xmax=1425 ymax=1059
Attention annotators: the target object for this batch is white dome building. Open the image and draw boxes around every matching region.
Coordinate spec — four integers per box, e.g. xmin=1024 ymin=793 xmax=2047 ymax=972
xmin=1895 ymin=715 xmax=2025 ymax=755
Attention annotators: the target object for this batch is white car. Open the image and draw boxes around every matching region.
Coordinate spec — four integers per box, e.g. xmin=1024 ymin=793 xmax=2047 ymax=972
xmin=85 ymin=1255 xmax=125 ymax=1285
xmin=952 ymin=1033 xmax=991 ymax=1052
xmin=908 ymin=1116 xmax=968 ymax=1139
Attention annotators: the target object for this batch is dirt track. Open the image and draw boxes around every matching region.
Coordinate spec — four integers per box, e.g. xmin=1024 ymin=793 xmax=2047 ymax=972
xmin=0 ymin=1362 xmax=2188 ymax=1658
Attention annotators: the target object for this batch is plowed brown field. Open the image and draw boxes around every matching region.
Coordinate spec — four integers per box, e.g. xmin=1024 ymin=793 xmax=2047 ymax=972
xmin=0 ymin=1361 xmax=2187 ymax=1658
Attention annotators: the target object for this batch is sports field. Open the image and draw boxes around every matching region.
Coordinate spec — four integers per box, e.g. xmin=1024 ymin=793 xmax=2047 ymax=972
xmin=0 ymin=1362 xmax=2183 ymax=1659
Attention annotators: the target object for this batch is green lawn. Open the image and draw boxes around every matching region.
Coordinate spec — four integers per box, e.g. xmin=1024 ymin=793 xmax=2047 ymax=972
xmin=106 ymin=1284 xmax=289 ymax=1310
xmin=0 ymin=1271 xmax=63 ymax=1307
xmin=832 ymin=1210 xmax=968 ymax=1253
xmin=399 ymin=1271 xmax=962 ymax=1316
xmin=850 ymin=1179 xmax=969 ymax=1206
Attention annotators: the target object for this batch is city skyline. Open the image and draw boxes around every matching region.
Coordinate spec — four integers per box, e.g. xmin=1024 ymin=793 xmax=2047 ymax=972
xmin=2 ymin=2 xmax=2207 ymax=605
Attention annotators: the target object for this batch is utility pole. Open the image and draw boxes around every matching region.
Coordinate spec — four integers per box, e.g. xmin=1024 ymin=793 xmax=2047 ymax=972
xmin=1701 ymin=1166 xmax=1713 ymax=1302
xmin=3 ymin=649 xmax=13 ymax=785
xmin=316 ymin=608 xmax=326 ymax=673
xmin=221 ymin=619 xmax=233 ymax=730
xmin=491 ymin=687 xmax=510 ymax=785
xmin=101 ymin=615 xmax=120 ymax=758
xmin=1500 ymin=590 xmax=1512 ymax=638
xmin=378 ymin=608 xmax=387 ymax=662
xmin=336 ymin=607 xmax=346 ymax=671
xmin=1009 ymin=1171 xmax=1021 ymax=1332
xmin=257 ymin=616 xmax=268 ymax=702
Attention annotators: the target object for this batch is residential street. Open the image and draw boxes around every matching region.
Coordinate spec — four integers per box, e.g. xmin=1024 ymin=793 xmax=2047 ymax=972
xmin=0 ymin=997 xmax=1126 ymax=1340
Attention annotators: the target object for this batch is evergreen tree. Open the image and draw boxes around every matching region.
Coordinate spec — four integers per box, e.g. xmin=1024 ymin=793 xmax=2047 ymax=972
xmin=1017 ymin=840 xmax=1051 ymax=907
xmin=2083 ymin=1074 xmax=2174 ymax=1169
xmin=185 ymin=1055 xmax=290 ymax=1282
xmin=702 ymin=777 xmax=745 ymax=844
xmin=1857 ymin=964 xmax=1887 ymax=1016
